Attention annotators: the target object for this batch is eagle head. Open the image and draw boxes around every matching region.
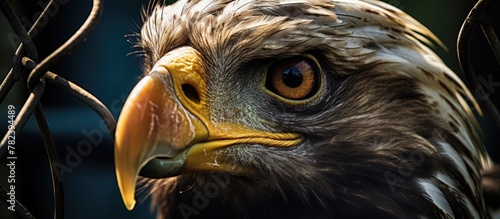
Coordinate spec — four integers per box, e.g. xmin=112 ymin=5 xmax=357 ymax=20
xmin=114 ymin=0 xmax=496 ymax=218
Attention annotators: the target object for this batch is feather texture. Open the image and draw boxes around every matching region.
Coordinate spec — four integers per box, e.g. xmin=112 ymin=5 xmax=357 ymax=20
xmin=134 ymin=0 xmax=497 ymax=218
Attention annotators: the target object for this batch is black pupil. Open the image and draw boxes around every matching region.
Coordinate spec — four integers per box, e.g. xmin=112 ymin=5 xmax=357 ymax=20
xmin=282 ymin=66 xmax=303 ymax=88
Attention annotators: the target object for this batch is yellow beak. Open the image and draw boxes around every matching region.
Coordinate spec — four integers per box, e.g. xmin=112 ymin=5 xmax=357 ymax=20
xmin=114 ymin=47 xmax=302 ymax=210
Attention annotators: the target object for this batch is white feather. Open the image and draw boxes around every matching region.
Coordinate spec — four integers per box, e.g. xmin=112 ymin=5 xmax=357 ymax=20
xmin=418 ymin=179 xmax=454 ymax=218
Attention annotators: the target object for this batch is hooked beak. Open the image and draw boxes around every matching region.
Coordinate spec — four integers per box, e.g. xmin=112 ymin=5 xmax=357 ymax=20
xmin=114 ymin=47 xmax=302 ymax=210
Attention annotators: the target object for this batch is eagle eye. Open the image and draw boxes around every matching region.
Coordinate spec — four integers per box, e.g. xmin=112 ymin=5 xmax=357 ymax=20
xmin=266 ymin=57 xmax=321 ymax=100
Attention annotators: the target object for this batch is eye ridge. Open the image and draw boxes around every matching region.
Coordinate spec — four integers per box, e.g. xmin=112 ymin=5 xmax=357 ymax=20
xmin=266 ymin=57 xmax=320 ymax=101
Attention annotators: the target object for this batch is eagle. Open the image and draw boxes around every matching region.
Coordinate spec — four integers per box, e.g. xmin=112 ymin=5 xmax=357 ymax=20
xmin=113 ymin=0 xmax=500 ymax=218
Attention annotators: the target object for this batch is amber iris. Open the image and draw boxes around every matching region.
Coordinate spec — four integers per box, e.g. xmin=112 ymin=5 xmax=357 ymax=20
xmin=268 ymin=58 xmax=318 ymax=100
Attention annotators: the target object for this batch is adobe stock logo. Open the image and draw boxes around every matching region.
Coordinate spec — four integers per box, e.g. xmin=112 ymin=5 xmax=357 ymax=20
xmin=475 ymin=74 xmax=500 ymax=100
xmin=51 ymin=93 xmax=128 ymax=182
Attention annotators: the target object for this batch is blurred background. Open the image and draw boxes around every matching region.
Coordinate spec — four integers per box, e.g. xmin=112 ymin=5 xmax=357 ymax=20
xmin=0 ymin=0 xmax=498 ymax=218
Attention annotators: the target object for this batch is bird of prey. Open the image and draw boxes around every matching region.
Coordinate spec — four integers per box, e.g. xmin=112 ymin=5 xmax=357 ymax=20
xmin=114 ymin=0 xmax=500 ymax=218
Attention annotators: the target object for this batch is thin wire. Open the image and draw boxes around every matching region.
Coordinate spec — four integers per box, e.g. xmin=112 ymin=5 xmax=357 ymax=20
xmin=0 ymin=0 xmax=38 ymax=61
xmin=33 ymin=100 xmax=64 ymax=219
xmin=0 ymin=81 xmax=43 ymax=216
xmin=0 ymin=0 xmax=58 ymax=103
xmin=0 ymin=82 xmax=45 ymax=159
xmin=0 ymin=184 xmax=36 ymax=219
xmin=457 ymin=0 xmax=500 ymax=132
xmin=24 ymin=58 xmax=116 ymax=134
xmin=479 ymin=14 xmax=500 ymax=65
xmin=0 ymin=0 xmax=107 ymax=218
xmin=27 ymin=0 xmax=104 ymax=90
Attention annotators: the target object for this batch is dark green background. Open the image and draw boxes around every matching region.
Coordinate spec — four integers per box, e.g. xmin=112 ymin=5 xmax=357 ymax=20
xmin=0 ymin=1 xmax=498 ymax=219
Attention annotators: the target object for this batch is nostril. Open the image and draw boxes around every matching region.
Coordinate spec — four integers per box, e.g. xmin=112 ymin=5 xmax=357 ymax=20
xmin=181 ymin=84 xmax=200 ymax=104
